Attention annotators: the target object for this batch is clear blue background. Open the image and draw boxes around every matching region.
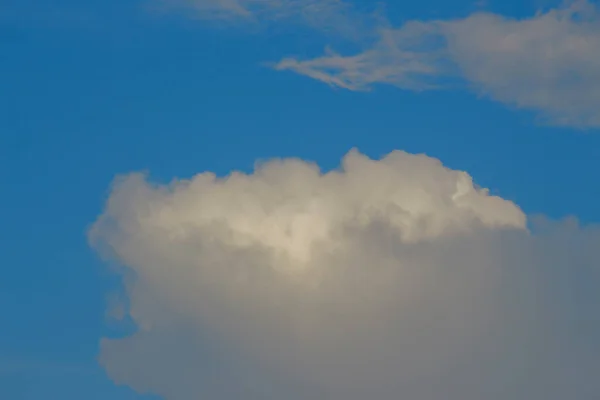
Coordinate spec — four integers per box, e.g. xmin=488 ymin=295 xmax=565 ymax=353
xmin=1 ymin=0 xmax=599 ymax=398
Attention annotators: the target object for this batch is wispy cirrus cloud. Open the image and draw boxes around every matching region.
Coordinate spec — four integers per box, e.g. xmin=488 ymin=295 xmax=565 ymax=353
xmin=163 ymin=0 xmax=308 ymax=20
xmin=274 ymin=0 xmax=600 ymax=127
xmin=160 ymin=0 xmax=600 ymax=128
xmin=274 ymin=21 xmax=450 ymax=91
xmin=154 ymin=0 xmax=371 ymax=38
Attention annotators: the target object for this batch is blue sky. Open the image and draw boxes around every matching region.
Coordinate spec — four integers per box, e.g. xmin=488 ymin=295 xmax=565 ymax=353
xmin=1 ymin=0 xmax=600 ymax=399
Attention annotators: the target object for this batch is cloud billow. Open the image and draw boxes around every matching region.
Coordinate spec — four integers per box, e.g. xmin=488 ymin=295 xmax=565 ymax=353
xmin=89 ymin=149 xmax=600 ymax=400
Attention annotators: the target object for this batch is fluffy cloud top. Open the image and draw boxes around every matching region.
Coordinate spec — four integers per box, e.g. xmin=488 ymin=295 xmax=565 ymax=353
xmin=90 ymin=149 xmax=600 ymax=400
xmin=275 ymin=1 xmax=600 ymax=127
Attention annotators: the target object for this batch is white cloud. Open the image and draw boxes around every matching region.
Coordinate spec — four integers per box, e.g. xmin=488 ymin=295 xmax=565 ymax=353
xmin=275 ymin=0 xmax=600 ymax=127
xmin=157 ymin=0 xmax=600 ymax=127
xmin=274 ymin=23 xmax=448 ymax=91
xmin=443 ymin=1 xmax=600 ymax=127
xmin=90 ymin=149 xmax=600 ymax=400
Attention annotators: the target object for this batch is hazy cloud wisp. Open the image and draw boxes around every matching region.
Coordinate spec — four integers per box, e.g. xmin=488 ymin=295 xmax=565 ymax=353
xmin=274 ymin=0 xmax=600 ymax=127
xmin=159 ymin=0 xmax=367 ymax=38
xmin=162 ymin=0 xmax=600 ymax=127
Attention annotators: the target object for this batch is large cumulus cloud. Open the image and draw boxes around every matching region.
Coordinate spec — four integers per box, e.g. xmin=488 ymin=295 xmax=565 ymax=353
xmin=90 ymin=149 xmax=600 ymax=400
